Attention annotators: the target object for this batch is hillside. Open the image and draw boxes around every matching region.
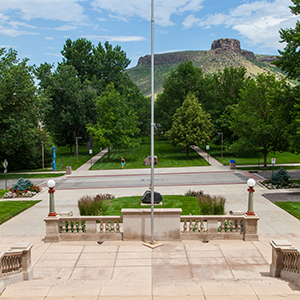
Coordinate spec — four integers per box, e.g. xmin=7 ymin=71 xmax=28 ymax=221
xmin=126 ymin=38 xmax=284 ymax=96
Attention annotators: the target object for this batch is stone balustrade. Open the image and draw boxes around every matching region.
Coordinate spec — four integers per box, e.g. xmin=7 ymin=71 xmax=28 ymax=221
xmin=44 ymin=215 xmax=122 ymax=242
xmin=180 ymin=214 xmax=259 ymax=241
xmin=270 ymin=240 xmax=300 ymax=288
xmin=0 ymin=243 xmax=33 ymax=294
xmin=44 ymin=211 xmax=259 ymax=242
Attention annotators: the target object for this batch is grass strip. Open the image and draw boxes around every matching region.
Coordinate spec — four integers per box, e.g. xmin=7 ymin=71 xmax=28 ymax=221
xmin=104 ymin=195 xmax=203 ymax=216
xmin=274 ymin=201 xmax=300 ymax=220
xmin=91 ymin=137 xmax=209 ymax=170
xmin=0 ymin=200 xmax=41 ymax=225
xmin=0 ymin=173 xmax=65 ymax=180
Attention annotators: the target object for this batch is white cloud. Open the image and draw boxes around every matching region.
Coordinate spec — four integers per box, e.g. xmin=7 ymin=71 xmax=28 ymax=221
xmin=55 ymin=25 xmax=77 ymax=31
xmin=45 ymin=37 xmax=54 ymax=40
xmin=91 ymin=0 xmax=204 ymax=27
xmin=0 ymin=0 xmax=87 ymax=22
xmin=183 ymin=0 xmax=296 ymax=50
xmin=84 ymin=35 xmax=146 ymax=42
xmin=0 ymin=26 xmax=38 ymax=37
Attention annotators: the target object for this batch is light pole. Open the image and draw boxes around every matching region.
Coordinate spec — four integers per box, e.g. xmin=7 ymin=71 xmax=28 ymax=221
xmin=217 ymin=132 xmax=223 ymax=158
xmin=246 ymin=178 xmax=256 ymax=216
xmin=47 ymin=179 xmax=57 ymax=217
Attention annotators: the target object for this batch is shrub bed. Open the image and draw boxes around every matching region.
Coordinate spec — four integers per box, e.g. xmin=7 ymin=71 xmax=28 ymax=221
xmin=3 ymin=178 xmax=41 ymax=198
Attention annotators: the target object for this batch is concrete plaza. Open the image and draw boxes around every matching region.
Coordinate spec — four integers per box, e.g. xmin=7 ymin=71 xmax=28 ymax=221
xmin=1 ymin=151 xmax=300 ymax=299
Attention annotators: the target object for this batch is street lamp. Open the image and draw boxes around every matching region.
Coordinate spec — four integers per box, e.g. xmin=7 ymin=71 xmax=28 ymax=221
xmin=47 ymin=179 xmax=57 ymax=217
xmin=217 ymin=132 xmax=223 ymax=158
xmin=246 ymin=178 xmax=256 ymax=216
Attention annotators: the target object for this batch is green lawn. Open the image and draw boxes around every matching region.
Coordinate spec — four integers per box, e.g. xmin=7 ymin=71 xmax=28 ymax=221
xmin=0 ymin=200 xmax=41 ymax=225
xmin=102 ymin=195 xmax=202 ymax=216
xmin=274 ymin=201 xmax=300 ymax=220
xmin=0 ymin=173 xmax=65 ymax=180
xmin=91 ymin=137 xmax=209 ymax=170
xmin=205 ymin=144 xmax=300 ymax=166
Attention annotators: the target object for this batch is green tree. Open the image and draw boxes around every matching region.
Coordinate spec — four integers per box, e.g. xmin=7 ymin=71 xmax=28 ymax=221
xmin=61 ymin=38 xmax=130 ymax=93
xmin=87 ymin=83 xmax=140 ymax=161
xmin=35 ymin=63 xmax=98 ymax=152
xmin=230 ymin=73 xmax=291 ymax=167
xmin=274 ymin=0 xmax=300 ymax=80
xmin=0 ymin=48 xmax=52 ymax=170
xmin=166 ymin=93 xmax=213 ymax=157
xmin=155 ymin=61 xmax=205 ymax=132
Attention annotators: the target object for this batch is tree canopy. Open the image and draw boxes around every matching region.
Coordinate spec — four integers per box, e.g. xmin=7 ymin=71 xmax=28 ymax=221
xmin=0 ymin=48 xmax=52 ymax=170
xmin=87 ymin=83 xmax=140 ymax=161
xmin=35 ymin=63 xmax=98 ymax=152
xmin=166 ymin=93 xmax=213 ymax=157
xmin=230 ymin=73 xmax=292 ymax=167
xmin=274 ymin=0 xmax=300 ymax=80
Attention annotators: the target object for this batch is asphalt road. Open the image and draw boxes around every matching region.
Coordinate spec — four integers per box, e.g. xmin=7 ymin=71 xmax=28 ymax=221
xmin=53 ymin=171 xmax=249 ymax=190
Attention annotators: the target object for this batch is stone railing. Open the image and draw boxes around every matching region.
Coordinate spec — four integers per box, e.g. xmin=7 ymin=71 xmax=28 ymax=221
xmin=0 ymin=243 xmax=33 ymax=294
xmin=44 ymin=215 xmax=123 ymax=242
xmin=180 ymin=214 xmax=259 ymax=241
xmin=270 ymin=240 xmax=300 ymax=288
xmin=44 ymin=210 xmax=259 ymax=242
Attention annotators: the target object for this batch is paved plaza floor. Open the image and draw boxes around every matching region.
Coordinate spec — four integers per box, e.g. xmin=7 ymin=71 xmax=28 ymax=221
xmin=1 ymin=150 xmax=300 ymax=299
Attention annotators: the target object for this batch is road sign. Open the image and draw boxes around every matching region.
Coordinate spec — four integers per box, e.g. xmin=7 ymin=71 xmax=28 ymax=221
xmin=3 ymin=159 xmax=8 ymax=169
xmin=271 ymin=158 xmax=276 ymax=164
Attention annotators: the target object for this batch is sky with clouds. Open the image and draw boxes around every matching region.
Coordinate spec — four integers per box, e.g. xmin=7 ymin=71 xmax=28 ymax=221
xmin=0 ymin=0 xmax=298 ymax=69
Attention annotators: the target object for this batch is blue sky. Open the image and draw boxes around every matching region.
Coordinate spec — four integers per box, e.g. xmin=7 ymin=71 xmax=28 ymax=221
xmin=0 ymin=0 xmax=298 ymax=69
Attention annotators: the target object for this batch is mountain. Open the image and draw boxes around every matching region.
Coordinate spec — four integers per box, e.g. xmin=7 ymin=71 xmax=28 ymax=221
xmin=126 ymin=38 xmax=283 ymax=96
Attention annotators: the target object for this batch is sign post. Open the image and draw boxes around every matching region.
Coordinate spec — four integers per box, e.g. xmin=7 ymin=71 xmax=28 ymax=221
xmin=3 ymin=159 xmax=8 ymax=189
xmin=271 ymin=158 xmax=276 ymax=179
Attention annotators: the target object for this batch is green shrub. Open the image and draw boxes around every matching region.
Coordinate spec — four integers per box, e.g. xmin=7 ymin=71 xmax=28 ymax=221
xmin=13 ymin=178 xmax=34 ymax=191
xmin=271 ymin=168 xmax=291 ymax=187
xmin=78 ymin=194 xmax=114 ymax=216
xmin=197 ymin=194 xmax=225 ymax=215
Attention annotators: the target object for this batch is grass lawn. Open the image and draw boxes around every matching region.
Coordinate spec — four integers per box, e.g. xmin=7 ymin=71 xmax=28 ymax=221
xmin=0 ymin=189 xmax=8 ymax=198
xmin=103 ymin=195 xmax=204 ymax=216
xmin=0 ymin=200 xmax=41 ymax=225
xmin=91 ymin=137 xmax=209 ymax=170
xmin=236 ymin=166 xmax=300 ymax=171
xmin=0 ymin=173 xmax=65 ymax=180
xmin=205 ymin=144 xmax=300 ymax=166
xmin=274 ymin=201 xmax=300 ymax=220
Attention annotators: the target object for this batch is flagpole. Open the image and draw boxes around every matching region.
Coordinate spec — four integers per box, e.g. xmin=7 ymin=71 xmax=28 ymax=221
xmin=150 ymin=0 xmax=155 ymax=245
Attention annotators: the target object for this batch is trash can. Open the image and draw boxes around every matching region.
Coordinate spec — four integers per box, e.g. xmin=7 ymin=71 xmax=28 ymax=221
xmin=230 ymin=159 xmax=236 ymax=170
xmin=66 ymin=166 xmax=72 ymax=174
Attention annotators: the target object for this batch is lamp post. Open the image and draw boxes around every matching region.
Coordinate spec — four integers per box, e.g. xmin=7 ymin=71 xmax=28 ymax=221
xmin=47 ymin=179 xmax=57 ymax=217
xmin=246 ymin=178 xmax=256 ymax=216
xmin=217 ymin=132 xmax=223 ymax=158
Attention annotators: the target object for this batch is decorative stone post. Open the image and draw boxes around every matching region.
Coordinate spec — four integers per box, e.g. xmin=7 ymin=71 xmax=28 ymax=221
xmin=246 ymin=178 xmax=256 ymax=216
xmin=47 ymin=179 xmax=57 ymax=217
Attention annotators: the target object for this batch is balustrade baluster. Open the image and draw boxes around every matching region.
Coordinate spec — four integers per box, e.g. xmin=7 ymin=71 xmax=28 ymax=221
xmin=100 ymin=221 xmax=104 ymax=233
xmin=67 ymin=221 xmax=72 ymax=234
xmin=78 ymin=221 xmax=82 ymax=233
xmin=237 ymin=220 xmax=241 ymax=233
xmin=232 ymin=219 xmax=236 ymax=233
xmin=194 ymin=219 xmax=199 ymax=233
xmin=189 ymin=219 xmax=193 ymax=233
xmin=105 ymin=221 xmax=109 ymax=233
xmin=221 ymin=220 xmax=225 ymax=233
xmin=183 ymin=219 xmax=187 ymax=232
xmin=116 ymin=220 xmax=120 ymax=233
xmin=200 ymin=219 xmax=204 ymax=232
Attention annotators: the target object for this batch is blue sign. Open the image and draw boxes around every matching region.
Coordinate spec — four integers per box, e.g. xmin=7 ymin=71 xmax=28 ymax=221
xmin=52 ymin=146 xmax=56 ymax=170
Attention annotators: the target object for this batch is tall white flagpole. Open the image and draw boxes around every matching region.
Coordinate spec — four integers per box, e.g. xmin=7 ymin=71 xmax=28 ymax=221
xmin=150 ymin=0 xmax=155 ymax=245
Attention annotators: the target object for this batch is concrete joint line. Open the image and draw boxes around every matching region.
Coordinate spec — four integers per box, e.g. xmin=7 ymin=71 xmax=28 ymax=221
xmin=68 ymin=245 xmax=85 ymax=280
xmin=110 ymin=245 xmax=120 ymax=280
xmin=217 ymin=243 xmax=235 ymax=279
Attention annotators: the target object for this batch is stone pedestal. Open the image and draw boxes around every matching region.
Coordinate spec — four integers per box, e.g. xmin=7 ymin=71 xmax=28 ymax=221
xmin=44 ymin=216 xmax=59 ymax=242
xmin=243 ymin=214 xmax=259 ymax=241
xmin=122 ymin=208 xmax=182 ymax=241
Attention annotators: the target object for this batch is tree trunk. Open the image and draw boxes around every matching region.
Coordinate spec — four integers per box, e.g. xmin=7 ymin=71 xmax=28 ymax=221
xmin=263 ymin=151 xmax=267 ymax=168
xmin=186 ymin=145 xmax=189 ymax=157
xmin=107 ymin=147 xmax=110 ymax=161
